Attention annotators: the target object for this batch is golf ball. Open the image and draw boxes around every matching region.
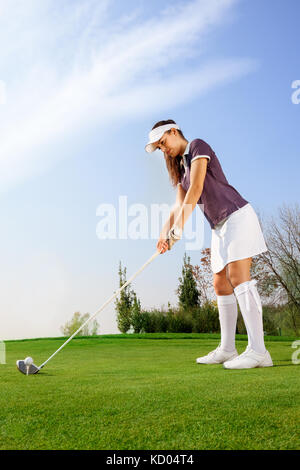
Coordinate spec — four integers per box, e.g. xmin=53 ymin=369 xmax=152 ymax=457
xmin=24 ymin=357 xmax=33 ymax=366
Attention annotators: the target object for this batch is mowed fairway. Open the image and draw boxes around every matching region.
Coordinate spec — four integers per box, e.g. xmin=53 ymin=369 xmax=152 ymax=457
xmin=0 ymin=334 xmax=299 ymax=450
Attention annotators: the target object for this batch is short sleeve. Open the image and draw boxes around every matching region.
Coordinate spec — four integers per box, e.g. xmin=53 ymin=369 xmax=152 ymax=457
xmin=190 ymin=139 xmax=213 ymax=163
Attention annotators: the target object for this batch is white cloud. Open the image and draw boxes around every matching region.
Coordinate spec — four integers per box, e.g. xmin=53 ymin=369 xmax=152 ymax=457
xmin=0 ymin=0 xmax=255 ymax=192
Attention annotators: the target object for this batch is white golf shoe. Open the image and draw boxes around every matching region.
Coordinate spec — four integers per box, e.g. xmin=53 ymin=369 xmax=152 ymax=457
xmin=223 ymin=346 xmax=273 ymax=369
xmin=196 ymin=345 xmax=238 ymax=364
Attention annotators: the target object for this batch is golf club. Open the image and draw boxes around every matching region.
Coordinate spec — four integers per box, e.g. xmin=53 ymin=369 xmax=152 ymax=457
xmin=17 ymin=247 xmax=165 ymax=375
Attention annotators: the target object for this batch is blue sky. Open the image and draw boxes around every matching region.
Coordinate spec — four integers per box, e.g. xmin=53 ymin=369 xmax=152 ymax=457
xmin=0 ymin=0 xmax=299 ymax=340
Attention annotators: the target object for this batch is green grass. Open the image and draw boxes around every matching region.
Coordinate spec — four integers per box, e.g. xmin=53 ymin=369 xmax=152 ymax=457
xmin=0 ymin=334 xmax=299 ymax=450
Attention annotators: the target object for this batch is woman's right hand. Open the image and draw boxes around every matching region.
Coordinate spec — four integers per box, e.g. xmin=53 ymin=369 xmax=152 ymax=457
xmin=156 ymin=237 xmax=169 ymax=254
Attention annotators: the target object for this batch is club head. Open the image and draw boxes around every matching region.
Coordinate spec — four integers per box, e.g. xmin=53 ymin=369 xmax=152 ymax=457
xmin=16 ymin=360 xmax=40 ymax=375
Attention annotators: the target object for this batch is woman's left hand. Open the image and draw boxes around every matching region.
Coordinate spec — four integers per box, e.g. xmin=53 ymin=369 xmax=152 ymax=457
xmin=156 ymin=238 xmax=169 ymax=254
xmin=167 ymin=225 xmax=183 ymax=250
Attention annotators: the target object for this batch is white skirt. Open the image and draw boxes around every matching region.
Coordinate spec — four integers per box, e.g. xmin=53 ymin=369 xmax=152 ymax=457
xmin=211 ymin=203 xmax=268 ymax=274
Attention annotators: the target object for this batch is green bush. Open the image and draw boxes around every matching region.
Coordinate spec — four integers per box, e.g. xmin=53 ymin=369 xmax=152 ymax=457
xmin=262 ymin=308 xmax=278 ymax=336
xmin=167 ymin=311 xmax=194 ymax=333
xmin=190 ymin=303 xmax=220 ymax=333
xmin=153 ymin=312 xmax=169 ymax=333
xmin=135 ymin=300 xmax=298 ymax=336
xmin=140 ymin=311 xmax=157 ymax=333
xmin=131 ymin=310 xmax=143 ymax=334
xmin=139 ymin=303 xmax=220 ymax=334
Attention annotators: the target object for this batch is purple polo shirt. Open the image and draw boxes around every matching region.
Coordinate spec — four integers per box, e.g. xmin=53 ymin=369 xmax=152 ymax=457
xmin=179 ymin=139 xmax=249 ymax=229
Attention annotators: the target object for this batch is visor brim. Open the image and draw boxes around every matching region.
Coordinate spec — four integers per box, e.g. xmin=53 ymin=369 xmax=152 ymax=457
xmin=145 ymin=142 xmax=159 ymax=153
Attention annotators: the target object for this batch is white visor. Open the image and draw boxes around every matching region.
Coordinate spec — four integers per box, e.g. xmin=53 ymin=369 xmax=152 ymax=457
xmin=145 ymin=123 xmax=180 ymax=153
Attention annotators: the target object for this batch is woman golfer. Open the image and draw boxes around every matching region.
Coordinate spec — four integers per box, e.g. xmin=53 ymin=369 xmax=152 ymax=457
xmin=145 ymin=119 xmax=273 ymax=370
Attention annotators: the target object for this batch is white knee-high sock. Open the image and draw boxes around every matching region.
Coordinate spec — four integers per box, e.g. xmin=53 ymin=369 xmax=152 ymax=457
xmin=217 ymin=293 xmax=238 ymax=352
xmin=234 ymin=279 xmax=266 ymax=354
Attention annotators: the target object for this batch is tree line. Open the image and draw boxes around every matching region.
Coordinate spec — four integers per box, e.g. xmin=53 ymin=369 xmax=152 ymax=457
xmin=115 ymin=203 xmax=300 ymax=337
xmin=61 ymin=202 xmax=300 ymax=337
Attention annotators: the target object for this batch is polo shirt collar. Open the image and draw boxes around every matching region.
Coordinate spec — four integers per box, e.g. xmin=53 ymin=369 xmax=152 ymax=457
xmin=181 ymin=141 xmax=190 ymax=169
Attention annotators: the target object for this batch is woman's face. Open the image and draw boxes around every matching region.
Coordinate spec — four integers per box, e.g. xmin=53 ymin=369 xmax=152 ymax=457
xmin=156 ymin=129 xmax=185 ymax=158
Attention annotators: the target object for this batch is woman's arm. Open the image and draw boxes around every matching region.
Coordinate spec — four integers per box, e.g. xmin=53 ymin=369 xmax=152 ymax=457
xmin=156 ymin=184 xmax=187 ymax=253
xmin=160 ymin=184 xmax=187 ymax=238
xmin=173 ymin=158 xmax=208 ymax=231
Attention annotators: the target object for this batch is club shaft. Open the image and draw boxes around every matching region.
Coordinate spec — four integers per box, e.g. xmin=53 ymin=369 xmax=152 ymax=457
xmin=38 ymin=249 xmax=162 ymax=369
